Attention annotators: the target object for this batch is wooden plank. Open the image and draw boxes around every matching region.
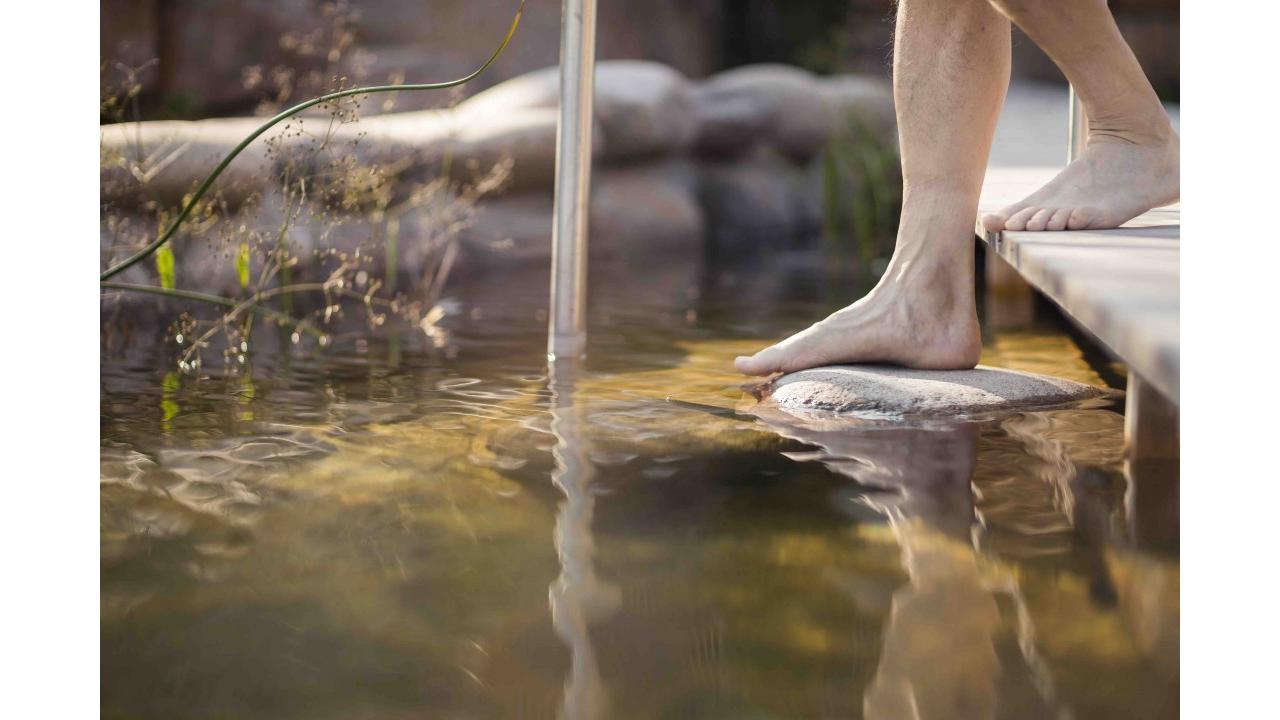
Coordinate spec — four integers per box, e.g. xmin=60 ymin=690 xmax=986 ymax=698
xmin=976 ymin=167 xmax=1180 ymax=404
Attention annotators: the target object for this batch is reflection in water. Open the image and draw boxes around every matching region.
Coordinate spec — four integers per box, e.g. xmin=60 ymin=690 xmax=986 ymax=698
xmin=754 ymin=410 xmax=1063 ymax=719
xmin=100 ymin=264 xmax=1177 ymax=719
xmin=548 ymin=359 xmax=619 ymax=720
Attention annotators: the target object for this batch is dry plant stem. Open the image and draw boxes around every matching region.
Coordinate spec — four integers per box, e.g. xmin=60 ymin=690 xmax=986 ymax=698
xmin=101 ymin=281 xmax=392 ymax=334
xmin=99 ymin=0 xmax=525 ymax=282
xmin=100 ymin=281 xmax=321 ymax=336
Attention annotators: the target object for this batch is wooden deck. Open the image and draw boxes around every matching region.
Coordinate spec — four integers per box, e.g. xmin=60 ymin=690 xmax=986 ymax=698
xmin=976 ymin=166 xmax=1180 ymax=405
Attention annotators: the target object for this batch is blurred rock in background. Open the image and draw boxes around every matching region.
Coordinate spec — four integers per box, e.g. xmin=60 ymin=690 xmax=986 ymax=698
xmin=101 ymin=60 xmax=897 ymax=299
xmin=101 ymin=0 xmax=1178 ymax=121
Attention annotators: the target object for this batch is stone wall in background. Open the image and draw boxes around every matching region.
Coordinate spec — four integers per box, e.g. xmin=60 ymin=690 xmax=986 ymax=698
xmin=100 ymin=0 xmax=1178 ymax=120
xmin=101 ymin=61 xmax=897 ymax=307
xmin=101 ymin=0 xmax=726 ymax=117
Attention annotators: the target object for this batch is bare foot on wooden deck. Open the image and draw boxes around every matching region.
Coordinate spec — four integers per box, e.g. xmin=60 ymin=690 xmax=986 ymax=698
xmin=981 ymin=119 xmax=1179 ymax=233
xmin=735 ymin=192 xmax=981 ymax=376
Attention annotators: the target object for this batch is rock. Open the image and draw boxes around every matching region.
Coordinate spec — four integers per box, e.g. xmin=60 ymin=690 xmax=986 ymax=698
xmin=100 ymin=64 xmax=904 ymax=290
xmin=693 ymin=64 xmax=833 ymax=164
xmin=818 ymin=75 xmax=897 ymax=146
xmin=100 ymin=118 xmax=272 ymax=209
xmin=100 ymin=103 xmax=598 ymax=212
xmin=458 ymin=60 xmax=698 ymax=161
xmin=697 ymin=147 xmax=823 ymax=259
xmin=689 ymin=92 xmax=770 ymax=160
xmin=459 ymin=161 xmax=704 ymax=272
xmin=349 ymin=106 xmax=600 ymax=192
xmin=766 ymin=365 xmax=1114 ymax=417
xmin=589 ymin=161 xmax=703 ymax=267
xmin=459 ymin=193 xmax=554 ymax=268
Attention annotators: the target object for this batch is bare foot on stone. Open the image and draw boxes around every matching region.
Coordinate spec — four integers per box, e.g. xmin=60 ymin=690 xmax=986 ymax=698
xmin=982 ymin=118 xmax=1179 ymax=233
xmin=735 ymin=194 xmax=982 ymax=376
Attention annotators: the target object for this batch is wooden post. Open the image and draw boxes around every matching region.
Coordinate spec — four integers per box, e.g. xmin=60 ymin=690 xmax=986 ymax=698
xmin=982 ymin=245 xmax=1036 ymax=331
xmin=1124 ymin=373 xmax=1180 ymax=552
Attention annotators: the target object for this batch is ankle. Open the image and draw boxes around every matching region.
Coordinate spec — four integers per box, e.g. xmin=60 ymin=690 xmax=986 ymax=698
xmin=879 ymin=244 xmax=974 ymax=300
xmin=892 ymin=197 xmax=981 ymax=262
xmin=1085 ymin=103 xmax=1174 ymax=147
xmin=901 ymin=180 xmax=980 ymax=210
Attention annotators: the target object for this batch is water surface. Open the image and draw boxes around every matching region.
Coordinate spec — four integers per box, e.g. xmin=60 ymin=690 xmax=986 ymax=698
xmin=101 ymin=259 xmax=1178 ymax=719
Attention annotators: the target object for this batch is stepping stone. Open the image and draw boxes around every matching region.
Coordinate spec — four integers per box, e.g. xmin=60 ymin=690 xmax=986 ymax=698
xmin=765 ymin=365 xmax=1114 ymax=417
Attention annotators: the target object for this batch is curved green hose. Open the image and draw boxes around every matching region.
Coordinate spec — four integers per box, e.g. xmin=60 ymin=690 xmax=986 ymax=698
xmin=100 ymin=0 xmax=525 ymax=282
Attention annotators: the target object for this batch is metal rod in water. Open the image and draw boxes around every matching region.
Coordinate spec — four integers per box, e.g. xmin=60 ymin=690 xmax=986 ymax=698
xmin=548 ymin=0 xmax=598 ymax=361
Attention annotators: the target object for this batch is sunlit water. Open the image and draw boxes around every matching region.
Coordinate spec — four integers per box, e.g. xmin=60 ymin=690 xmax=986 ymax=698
xmin=101 ymin=257 xmax=1178 ymax=719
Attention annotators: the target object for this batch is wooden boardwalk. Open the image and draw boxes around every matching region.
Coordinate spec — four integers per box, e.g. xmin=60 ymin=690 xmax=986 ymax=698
xmin=977 ymin=165 xmax=1177 ymax=458
xmin=976 ymin=167 xmax=1180 ymax=405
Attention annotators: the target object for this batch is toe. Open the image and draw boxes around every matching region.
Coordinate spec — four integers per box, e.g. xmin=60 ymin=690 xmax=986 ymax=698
xmin=1004 ymin=207 xmax=1038 ymax=231
xmin=734 ymin=347 xmax=780 ymax=376
xmin=981 ymin=213 xmax=1007 ymax=234
xmin=1025 ymin=208 xmax=1055 ymax=231
xmin=1066 ymin=206 xmax=1097 ymax=230
xmin=983 ymin=204 xmax=1026 ymax=233
xmin=1046 ymin=208 xmax=1071 ymax=231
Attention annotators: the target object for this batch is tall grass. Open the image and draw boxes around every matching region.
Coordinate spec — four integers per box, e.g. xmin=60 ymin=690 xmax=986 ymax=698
xmin=821 ymin=112 xmax=902 ymax=287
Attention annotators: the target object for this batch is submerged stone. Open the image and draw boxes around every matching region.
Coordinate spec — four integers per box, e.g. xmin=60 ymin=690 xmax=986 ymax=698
xmin=766 ymin=365 xmax=1114 ymax=417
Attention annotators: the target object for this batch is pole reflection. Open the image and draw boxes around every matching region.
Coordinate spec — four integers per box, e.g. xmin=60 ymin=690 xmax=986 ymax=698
xmin=547 ymin=358 xmax=619 ymax=720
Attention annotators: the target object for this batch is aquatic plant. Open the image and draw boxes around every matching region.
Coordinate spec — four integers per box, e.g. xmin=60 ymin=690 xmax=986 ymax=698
xmin=822 ymin=111 xmax=902 ymax=286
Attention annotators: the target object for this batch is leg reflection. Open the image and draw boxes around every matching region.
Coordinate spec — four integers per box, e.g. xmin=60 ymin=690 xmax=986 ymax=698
xmin=754 ymin=410 xmax=1061 ymax=719
xmin=548 ymin=359 xmax=620 ymax=720
xmin=865 ymin=515 xmax=1002 ymax=720
xmin=852 ymin=424 xmax=1001 ymax=720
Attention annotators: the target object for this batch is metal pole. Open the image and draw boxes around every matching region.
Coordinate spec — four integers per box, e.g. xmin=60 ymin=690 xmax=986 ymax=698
xmin=548 ymin=0 xmax=597 ymax=361
xmin=1067 ymin=84 xmax=1087 ymax=163
xmin=1068 ymin=1 xmax=1108 ymax=163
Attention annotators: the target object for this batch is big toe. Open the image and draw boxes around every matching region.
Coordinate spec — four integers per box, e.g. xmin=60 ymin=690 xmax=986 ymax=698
xmin=734 ymin=347 xmax=782 ymax=376
xmin=980 ymin=212 xmax=1009 ymax=234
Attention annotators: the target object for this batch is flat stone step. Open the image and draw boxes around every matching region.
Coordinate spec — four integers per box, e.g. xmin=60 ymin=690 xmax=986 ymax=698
xmin=977 ymin=166 xmax=1180 ymax=403
xmin=766 ymin=364 xmax=1113 ymax=418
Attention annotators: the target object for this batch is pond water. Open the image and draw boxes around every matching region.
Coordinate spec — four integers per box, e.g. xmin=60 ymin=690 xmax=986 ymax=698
xmin=101 ymin=256 xmax=1178 ymax=719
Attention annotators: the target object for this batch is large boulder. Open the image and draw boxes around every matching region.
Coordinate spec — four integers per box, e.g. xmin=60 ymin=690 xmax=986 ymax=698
xmin=100 ymin=118 xmax=272 ymax=210
xmin=347 ymin=106 xmax=601 ymax=192
xmin=100 ymin=105 xmax=594 ymax=212
xmin=457 ymin=60 xmax=698 ymax=162
xmin=697 ymin=147 xmax=823 ymax=259
xmin=692 ymin=64 xmax=834 ymax=164
xmin=458 ymin=192 xmax=554 ymax=268
xmin=766 ymin=365 xmax=1115 ymax=418
xmin=589 ymin=160 xmax=703 ymax=267
xmin=819 ymin=75 xmax=897 ymax=145
xmin=458 ymin=160 xmax=703 ymax=271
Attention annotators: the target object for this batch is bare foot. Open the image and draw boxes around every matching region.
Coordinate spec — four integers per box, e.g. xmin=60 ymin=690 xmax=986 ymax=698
xmin=982 ymin=118 xmax=1179 ymax=233
xmin=735 ymin=193 xmax=981 ymax=376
